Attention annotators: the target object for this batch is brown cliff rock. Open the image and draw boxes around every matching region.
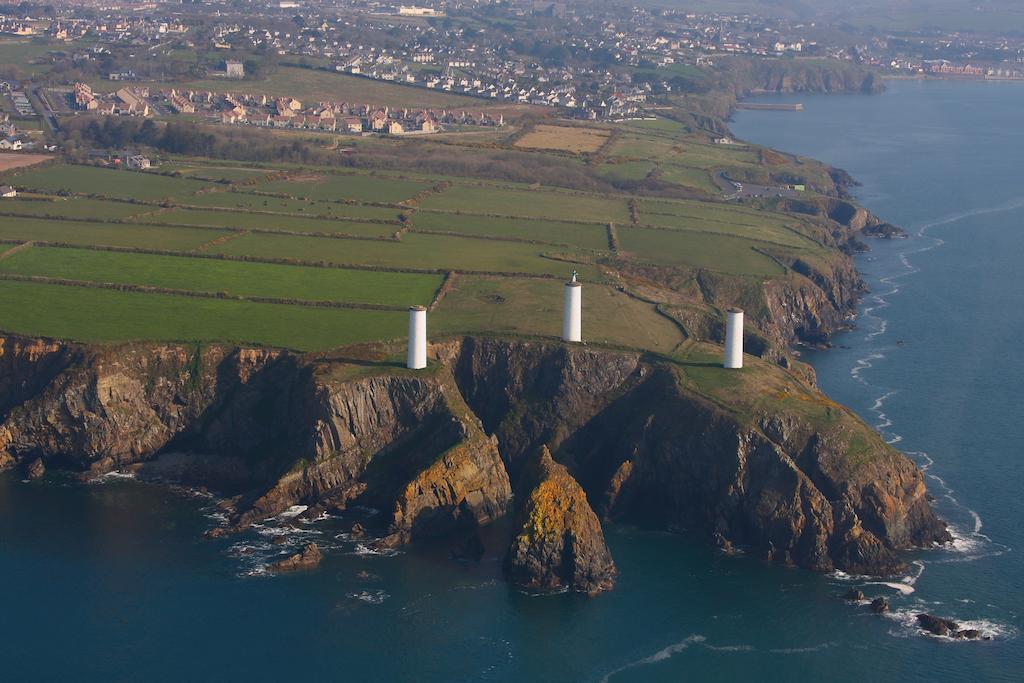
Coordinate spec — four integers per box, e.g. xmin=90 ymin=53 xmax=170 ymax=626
xmin=505 ymin=447 xmax=616 ymax=594
xmin=0 ymin=334 xmax=947 ymax=582
xmin=268 ymin=543 xmax=322 ymax=573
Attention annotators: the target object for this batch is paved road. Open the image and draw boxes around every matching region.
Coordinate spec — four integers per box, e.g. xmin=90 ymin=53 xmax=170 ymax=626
xmin=714 ymin=171 xmax=799 ymax=200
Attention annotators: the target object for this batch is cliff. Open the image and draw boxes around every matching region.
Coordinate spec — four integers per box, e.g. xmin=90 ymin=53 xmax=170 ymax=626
xmin=0 ymin=333 xmax=950 ymax=588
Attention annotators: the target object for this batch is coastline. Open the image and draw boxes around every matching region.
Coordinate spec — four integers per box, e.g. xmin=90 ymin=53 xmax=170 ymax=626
xmin=731 ymin=79 xmax=1024 ymax=648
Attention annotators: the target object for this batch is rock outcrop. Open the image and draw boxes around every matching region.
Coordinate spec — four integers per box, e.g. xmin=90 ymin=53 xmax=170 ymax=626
xmin=268 ymin=543 xmax=322 ymax=573
xmin=505 ymin=447 xmax=616 ymax=594
xmin=0 ymin=334 xmax=949 ymax=586
xmin=915 ymin=613 xmax=986 ymax=640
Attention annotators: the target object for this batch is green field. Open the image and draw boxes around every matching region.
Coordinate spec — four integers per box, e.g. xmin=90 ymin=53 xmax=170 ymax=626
xmin=215 ymin=230 xmax=599 ymax=279
xmin=134 ymin=209 xmax=399 ymax=237
xmin=419 ymin=185 xmax=632 ymax=223
xmin=0 ymin=246 xmax=442 ymax=306
xmin=433 ymin=276 xmax=683 ymax=352
xmin=11 ymin=166 xmax=213 ymax=201
xmin=176 ymin=190 xmax=320 ymax=213
xmin=412 ymin=212 xmax=610 ymax=250
xmin=617 ymin=226 xmax=786 ymax=276
xmin=254 ymin=174 xmax=432 ymax=204
xmin=0 ymin=216 xmax=227 ymax=250
xmin=0 ymin=144 xmax=839 ymax=353
xmin=0 ymin=197 xmax=148 ymax=221
xmin=0 ymin=280 xmax=405 ymax=350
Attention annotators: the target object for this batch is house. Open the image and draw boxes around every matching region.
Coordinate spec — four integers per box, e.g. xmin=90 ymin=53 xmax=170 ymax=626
xmin=388 ymin=120 xmax=405 ymax=135
xmin=342 ymin=117 xmax=363 ymax=133
xmin=0 ymin=185 xmax=16 ymax=198
xmin=225 ymin=60 xmax=245 ymax=79
xmin=0 ymin=137 xmax=22 ymax=150
xmin=125 ymin=155 xmax=151 ymax=170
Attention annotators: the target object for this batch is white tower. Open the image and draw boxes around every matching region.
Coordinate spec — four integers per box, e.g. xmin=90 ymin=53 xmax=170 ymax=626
xmin=724 ymin=307 xmax=744 ymax=369
xmin=562 ymin=271 xmax=582 ymax=343
xmin=407 ymin=305 xmax=427 ymax=370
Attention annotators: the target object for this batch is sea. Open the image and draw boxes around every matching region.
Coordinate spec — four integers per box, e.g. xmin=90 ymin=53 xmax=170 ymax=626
xmin=2 ymin=79 xmax=1022 ymax=681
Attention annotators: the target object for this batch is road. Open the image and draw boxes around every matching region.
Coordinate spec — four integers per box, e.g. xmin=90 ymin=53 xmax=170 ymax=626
xmin=29 ymin=85 xmax=59 ymax=133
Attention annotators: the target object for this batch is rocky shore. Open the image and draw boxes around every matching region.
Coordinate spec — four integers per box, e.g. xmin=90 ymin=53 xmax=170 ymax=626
xmin=0 ymin=331 xmax=949 ymax=593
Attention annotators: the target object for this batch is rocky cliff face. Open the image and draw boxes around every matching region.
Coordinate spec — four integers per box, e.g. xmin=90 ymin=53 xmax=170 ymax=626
xmin=0 ymin=334 xmax=949 ymax=587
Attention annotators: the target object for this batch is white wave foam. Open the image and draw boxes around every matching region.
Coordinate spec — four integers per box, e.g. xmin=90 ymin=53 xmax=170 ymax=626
xmin=767 ymin=642 xmax=837 ymax=654
xmin=598 ymin=635 xmax=706 ymax=683
xmin=253 ymin=524 xmax=320 ymax=538
xmin=703 ymin=644 xmax=755 ymax=652
xmin=865 ymin=581 xmax=915 ymax=596
xmin=275 ymin=505 xmax=308 ymax=519
xmin=87 ymin=470 xmax=136 ymax=483
xmin=347 ymin=589 xmax=389 ymax=605
xmin=349 ymin=542 xmax=401 ymax=557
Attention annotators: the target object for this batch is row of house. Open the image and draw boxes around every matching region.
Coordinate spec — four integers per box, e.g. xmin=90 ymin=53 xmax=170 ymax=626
xmin=72 ymin=83 xmax=150 ymax=116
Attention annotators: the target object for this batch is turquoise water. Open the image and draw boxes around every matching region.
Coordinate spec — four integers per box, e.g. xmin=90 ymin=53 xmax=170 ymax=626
xmin=2 ymin=80 xmax=1022 ymax=680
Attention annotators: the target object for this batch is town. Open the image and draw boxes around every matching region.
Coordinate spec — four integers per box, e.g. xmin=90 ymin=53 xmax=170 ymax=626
xmin=1 ymin=0 xmax=1023 ymax=151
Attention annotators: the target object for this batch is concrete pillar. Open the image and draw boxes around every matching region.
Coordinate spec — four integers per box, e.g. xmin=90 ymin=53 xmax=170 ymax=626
xmin=563 ymin=274 xmax=582 ymax=343
xmin=724 ymin=308 xmax=743 ymax=369
xmin=407 ymin=305 xmax=427 ymax=370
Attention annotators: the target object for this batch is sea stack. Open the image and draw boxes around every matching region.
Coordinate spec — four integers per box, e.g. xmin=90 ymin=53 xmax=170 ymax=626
xmin=562 ymin=271 xmax=582 ymax=343
xmin=407 ymin=305 xmax=427 ymax=370
xmin=724 ymin=307 xmax=743 ymax=369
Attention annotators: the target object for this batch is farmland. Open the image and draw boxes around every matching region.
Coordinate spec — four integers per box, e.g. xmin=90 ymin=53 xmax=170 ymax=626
xmin=514 ymin=125 xmax=611 ymax=153
xmin=0 ymin=153 xmax=52 ymax=172
xmin=0 ymin=115 xmax=847 ymax=352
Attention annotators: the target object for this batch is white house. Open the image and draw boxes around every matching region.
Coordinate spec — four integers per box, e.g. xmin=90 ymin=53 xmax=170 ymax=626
xmin=0 ymin=185 xmax=17 ymax=198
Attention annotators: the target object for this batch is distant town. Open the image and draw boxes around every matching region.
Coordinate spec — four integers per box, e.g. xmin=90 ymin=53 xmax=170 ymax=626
xmin=1 ymin=0 xmax=1023 ymax=150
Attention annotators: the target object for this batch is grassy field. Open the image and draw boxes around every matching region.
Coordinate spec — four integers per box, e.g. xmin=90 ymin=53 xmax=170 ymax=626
xmin=0 ymin=135 xmax=838 ymax=354
xmin=412 ymin=212 xmax=610 ymax=250
xmin=11 ymin=165 xmax=213 ymax=201
xmin=0 ymin=246 xmax=441 ymax=306
xmin=215 ymin=230 xmax=600 ymax=279
xmin=514 ymin=125 xmax=610 ymax=153
xmin=617 ymin=226 xmax=786 ymax=276
xmin=0 ymin=280 xmax=405 ymax=351
xmin=0 ymin=216 xmax=227 ymax=250
xmin=433 ymin=276 xmax=683 ymax=352
xmin=157 ymin=164 xmax=275 ymax=183
xmin=150 ymin=202 xmax=402 ymax=223
xmin=254 ymin=173 xmax=432 ymax=204
xmin=133 ymin=209 xmax=400 ymax=237
xmin=419 ymin=184 xmax=631 ymax=223
xmin=0 ymin=197 xmax=149 ymax=221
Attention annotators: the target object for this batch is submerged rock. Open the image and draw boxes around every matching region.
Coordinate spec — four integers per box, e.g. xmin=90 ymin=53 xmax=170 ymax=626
xmin=268 ymin=543 xmax=322 ymax=573
xmin=25 ymin=457 xmax=45 ymax=480
xmin=505 ymin=447 xmax=615 ymax=595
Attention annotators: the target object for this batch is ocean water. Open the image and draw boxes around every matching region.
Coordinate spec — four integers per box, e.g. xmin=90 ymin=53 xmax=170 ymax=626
xmin=2 ymin=79 xmax=1022 ymax=681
